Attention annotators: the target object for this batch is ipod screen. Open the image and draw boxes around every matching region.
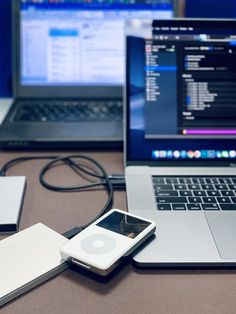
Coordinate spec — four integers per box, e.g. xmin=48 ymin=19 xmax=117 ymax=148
xmin=96 ymin=211 xmax=151 ymax=239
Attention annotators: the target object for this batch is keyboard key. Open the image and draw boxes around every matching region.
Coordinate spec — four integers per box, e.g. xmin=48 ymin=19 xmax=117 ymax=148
xmin=156 ymin=197 xmax=187 ymax=203
xmin=172 ymin=204 xmax=186 ymax=210
xmin=221 ymin=190 xmax=234 ymax=197
xmin=220 ymin=204 xmax=236 ymax=210
xmin=187 ymin=203 xmax=201 ymax=210
xmin=188 ymin=197 xmax=202 ymax=203
xmin=202 ymin=197 xmax=217 ymax=203
xmin=202 ymin=204 xmax=219 ymax=210
xmin=174 ymin=184 xmax=187 ymax=190
xmin=201 ymin=184 xmax=214 ymax=190
xmin=215 ymin=184 xmax=228 ymax=190
xmin=217 ymin=197 xmax=231 ymax=203
xmin=228 ymin=185 xmax=236 ymax=190
xmin=231 ymin=197 xmax=236 ymax=203
xmin=207 ymin=190 xmax=220 ymax=197
xmin=154 ymin=184 xmax=173 ymax=191
xmin=155 ymin=190 xmax=178 ymax=197
xmin=179 ymin=190 xmax=193 ymax=196
xmin=188 ymin=184 xmax=201 ymax=190
xmin=157 ymin=204 xmax=171 ymax=211
xmin=193 ymin=190 xmax=206 ymax=196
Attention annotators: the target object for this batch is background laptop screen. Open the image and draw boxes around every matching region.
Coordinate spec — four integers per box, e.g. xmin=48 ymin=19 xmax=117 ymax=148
xmin=126 ymin=19 xmax=236 ymax=163
xmin=20 ymin=0 xmax=174 ymax=87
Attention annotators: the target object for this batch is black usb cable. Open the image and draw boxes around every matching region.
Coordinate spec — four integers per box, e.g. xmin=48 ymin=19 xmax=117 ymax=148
xmin=0 ymin=154 xmax=125 ymax=239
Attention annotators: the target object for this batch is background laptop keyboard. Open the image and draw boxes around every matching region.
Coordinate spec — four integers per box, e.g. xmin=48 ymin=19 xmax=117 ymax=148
xmin=153 ymin=176 xmax=236 ymax=211
xmin=13 ymin=100 xmax=123 ymax=122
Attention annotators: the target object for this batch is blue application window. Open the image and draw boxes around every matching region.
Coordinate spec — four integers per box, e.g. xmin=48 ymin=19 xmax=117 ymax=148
xmin=20 ymin=0 xmax=174 ymax=86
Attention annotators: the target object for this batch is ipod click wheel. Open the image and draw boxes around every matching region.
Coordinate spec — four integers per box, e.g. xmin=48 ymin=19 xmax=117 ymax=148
xmin=60 ymin=209 xmax=156 ymax=276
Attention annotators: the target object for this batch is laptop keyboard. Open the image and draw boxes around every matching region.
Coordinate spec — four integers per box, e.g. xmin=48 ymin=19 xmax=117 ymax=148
xmin=13 ymin=100 xmax=123 ymax=122
xmin=152 ymin=176 xmax=236 ymax=211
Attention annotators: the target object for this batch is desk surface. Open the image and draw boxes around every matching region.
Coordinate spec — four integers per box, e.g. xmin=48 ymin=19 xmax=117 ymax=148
xmin=1 ymin=151 xmax=236 ymax=314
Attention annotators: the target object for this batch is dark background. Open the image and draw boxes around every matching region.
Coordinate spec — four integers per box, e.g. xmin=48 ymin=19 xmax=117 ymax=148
xmin=0 ymin=0 xmax=12 ymax=97
xmin=185 ymin=0 xmax=236 ymax=18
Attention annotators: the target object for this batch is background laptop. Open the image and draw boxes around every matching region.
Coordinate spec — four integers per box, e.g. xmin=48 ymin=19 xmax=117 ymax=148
xmin=125 ymin=19 xmax=236 ymax=267
xmin=0 ymin=0 xmax=176 ymax=150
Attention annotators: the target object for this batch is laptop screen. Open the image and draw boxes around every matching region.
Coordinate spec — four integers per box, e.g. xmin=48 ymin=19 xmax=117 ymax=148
xmin=126 ymin=19 xmax=236 ymax=165
xmin=19 ymin=0 xmax=174 ymax=88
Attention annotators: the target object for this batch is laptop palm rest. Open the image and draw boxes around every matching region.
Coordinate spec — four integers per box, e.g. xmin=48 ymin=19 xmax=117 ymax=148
xmin=205 ymin=212 xmax=236 ymax=259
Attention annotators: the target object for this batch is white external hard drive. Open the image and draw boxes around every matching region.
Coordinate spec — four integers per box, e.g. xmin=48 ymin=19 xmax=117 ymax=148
xmin=0 ymin=223 xmax=69 ymax=307
xmin=0 ymin=176 xmax=26 ymax=232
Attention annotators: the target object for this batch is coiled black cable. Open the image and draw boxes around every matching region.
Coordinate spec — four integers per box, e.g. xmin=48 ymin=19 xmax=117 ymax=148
xmin=0 ymin=154 xmax=114 ymax=238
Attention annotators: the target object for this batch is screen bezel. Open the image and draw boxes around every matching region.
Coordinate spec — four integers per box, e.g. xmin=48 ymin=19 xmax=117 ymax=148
xmin=125 ymin=18 xmax=236 ymax=167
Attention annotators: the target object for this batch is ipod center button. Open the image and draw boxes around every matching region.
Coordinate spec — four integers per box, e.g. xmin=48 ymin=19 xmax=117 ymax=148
xmin=92 ymin=240 xmax=105 ymax=248
xmin=81 ymin=234 xmax=116 ymax=255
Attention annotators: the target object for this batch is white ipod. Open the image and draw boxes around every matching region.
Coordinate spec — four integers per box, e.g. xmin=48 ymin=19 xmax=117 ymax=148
xmin=60 ymin=209 xmax=156 ymax=276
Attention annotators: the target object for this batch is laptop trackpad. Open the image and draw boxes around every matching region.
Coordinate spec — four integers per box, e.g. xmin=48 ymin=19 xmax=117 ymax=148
xmin=205 ymin=212 xmax=236 ymax=259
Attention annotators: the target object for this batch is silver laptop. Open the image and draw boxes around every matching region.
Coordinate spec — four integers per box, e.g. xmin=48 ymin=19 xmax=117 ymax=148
xmin=0 ymin=0 xmax=176 ymax=150
xmin=125 ymin=19 xmax=236 ymax=267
